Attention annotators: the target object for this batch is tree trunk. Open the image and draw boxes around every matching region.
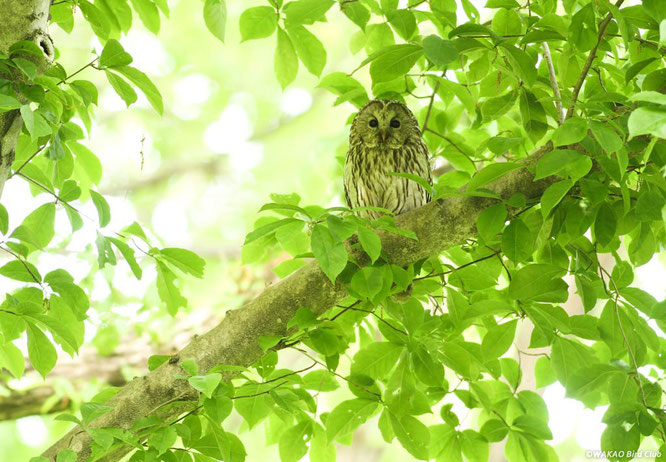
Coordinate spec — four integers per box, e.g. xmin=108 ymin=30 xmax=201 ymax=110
xmin=0 ymin=0 xmax=54 ymax=197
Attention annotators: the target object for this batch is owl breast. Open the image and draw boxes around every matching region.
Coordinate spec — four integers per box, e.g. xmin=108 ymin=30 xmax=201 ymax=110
xmin=344 ymin=138 xmax=431 ymax=220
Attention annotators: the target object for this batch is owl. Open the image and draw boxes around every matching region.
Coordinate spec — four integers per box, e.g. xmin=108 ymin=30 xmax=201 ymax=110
xmin=344 ymin=99 xmax=432 ymax=221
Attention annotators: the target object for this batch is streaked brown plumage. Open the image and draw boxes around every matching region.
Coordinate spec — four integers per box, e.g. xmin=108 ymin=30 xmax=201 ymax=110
xmin=344 ymin=99 xmax=432 ymax=220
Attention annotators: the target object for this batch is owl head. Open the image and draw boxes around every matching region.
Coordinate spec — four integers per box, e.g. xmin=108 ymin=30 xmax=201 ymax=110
xmin=350 ymin=99 xmax=421 ymax=149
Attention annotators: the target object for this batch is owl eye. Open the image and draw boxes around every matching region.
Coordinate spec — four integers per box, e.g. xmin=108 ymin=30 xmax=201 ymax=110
xmin=390 ymin=119 xmax=401 ymax=128
xmin=369 ymin=119 xmax=378 ymax=128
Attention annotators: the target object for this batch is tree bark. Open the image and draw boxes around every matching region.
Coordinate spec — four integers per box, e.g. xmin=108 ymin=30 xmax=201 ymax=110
xmin=0 ymin=0 xmax=54 ymax=197
xmin=41 ymin=142 xmax=555 ymax=461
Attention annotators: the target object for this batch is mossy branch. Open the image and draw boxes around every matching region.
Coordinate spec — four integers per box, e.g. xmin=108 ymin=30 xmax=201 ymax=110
xmin=41 ymin=142 xmax=556 ymax=461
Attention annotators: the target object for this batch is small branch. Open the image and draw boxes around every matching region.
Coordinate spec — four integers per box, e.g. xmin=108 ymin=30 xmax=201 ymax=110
xmin=57 ymin=57 xmax=99 ymax=86
xmin=422 ymin=79 xmax=441 ymax=134
xmin=565 ymin=0 xmax=625 ymax=120
xmin=414 ymin=249 xmax=500 ymax=281
xmin=542 ymin=42 xmax=564 ymax=125
xmin=10 ymin=144 xmax=47 ymax=178
xmin=425 ymin=128 xmax=478 ymax=164
xmin=291 ymin=347 xmax=384 ymax=401
xmin=231 ymin=380 xmax=289 ymax=400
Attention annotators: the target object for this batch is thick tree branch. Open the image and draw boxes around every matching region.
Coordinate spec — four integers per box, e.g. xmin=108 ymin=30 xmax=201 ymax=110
xmin=42 ymin=141 xmax=556 ymax=461
xmin=0 ymin=0 xmax=54 ymax=198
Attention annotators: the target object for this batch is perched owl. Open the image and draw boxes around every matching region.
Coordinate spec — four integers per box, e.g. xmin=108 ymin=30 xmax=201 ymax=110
xmin=344 ymin=99 xmax=432 ymax=220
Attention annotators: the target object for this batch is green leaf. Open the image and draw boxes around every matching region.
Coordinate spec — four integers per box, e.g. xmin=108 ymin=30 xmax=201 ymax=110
xmin=628 ymin=107 xmax=666 ymax=139
xmin=551 ymin=337 xmax=595 ymax=387
xmin=113 ymin=66 xmax=164 ymax=115
xmin=275 ymin=27 xmax=299 ymax=89
xmin=0 ymin=341 xmax=25 ymax=378
xmin=26 ymin=322 xmax=57 ymax=378
xmin=310 ymin=224 xmax=347 ymax=283
xmin=245 ymin=217 xmax=300 ymax=245
xmin=55 ymin=450 xmax=76 ymax=462
xmin=351 ymin=342 xmax=403 ymax=379
xmin=326 ymin=398 xmax=379 ymax=442
xmin=552 ymin=117 xmax=587 ymax=146
xmin=160 ymin=248 xmax=205 ymax=278
xmin=279 ymin=421 xmax=312 ymax=462
xmin=69 ymin=80 xmax=99 ymax=106
xmin=342 ymin=1 xmax=370 ymax=30
xmin=0 ymin=260 xmax=42 ymax=283
xmin=589 ymin=120 xmax=623 ymax=153
xmin=303 ymin=370 xmax=339 ymax=391
xmin=480 ymin=419 xmax=508 ymax=442
xmin=635 ymin=190 xmax=665 ymax=221
xmin=11 ymin=203 xmax=56 ymax=249
xmin=357 ymin=226 xmax=381 ymax=262
xmin=287 ymin=24 xmax=327 ymax=77
xmin=466 ymin=162 xmax=523 ymax=193
xmin=535 ymin=149 xmax=589 ymax=180
xmin=501 ymin=45 xmax=537 ymax=86
xmin=20 ymin=106 xmax=52 ymax=140
xmin=107 ymin=237 xmax=142 ymax=279
xmin=26 ymin=313 xmax=81 ymax=353
xmin=368 ymin=44 xmax=423 ymax=84
xmin=148 ymin=427 xmax=177 ymax=455
xmin=106 ymin=71 xmax=137 ymax=107
xmin=629 ymin=91 xmax=666 ymax=105
xmin=99 ymin=39 xmax=133 ymax=68
xmin=476 ymin=203 xmax=506 ymax=243
xmin=0 ymin=203 xmax=7 ymax=235
xmin=80 ymin=402 xmax=113 ymax=424
xmin=390 ymin=413 xmax=430 ymax=460
xmin=492 ymin=7 xmax=522 ymax=35
xmin=0 ymin=94 xmax=21 ymax=113
xmin=156 ymin=261 xmax=187 ymax=315
xmin=501 ymin=218 xmax=533 ymax=263
xmin=534 ymin=356 xmax=557 ymax=388
xmin=482 ymin=320 xmax=517 ymax=359
xmin=481 ymin=90 xmax=517 ymax=121
xmin=70 ymin=142 xmax=103 ymax=185
xmin=285 ymin=0 xmax=334 ymax=26
xmin=188 ymin=373 xmax=222 ymax=398
xmin=130 ymin=0 xmax=161 ymax=34
xmin=350 ymin=266 xmax=386 ymax=301
xmin=89 ymin=190 xmax=111 ymax=227
xmin=239 ymin=6 xmax=277 ymax=41
xmin=78 ymin=0 xmax=109 ymax=40
xmin=508 ymin=264 xmax=567 ymax=302
xmin=387 ymin=9 xmax=417 ymax=41
xmin=148 ymin=355 xmax=170 ymax=371
xmin=540 ymin=179 xmax=573 ymax=217
xmin=513 ymin=415 xmax=552 ymax=440
xmin=387 ymin=171 xmax=434 ymax=197
xmin=326 ymin=215 xmax=356 ymax=243
xmin=594 ymin=203 xmax=616 ymax=247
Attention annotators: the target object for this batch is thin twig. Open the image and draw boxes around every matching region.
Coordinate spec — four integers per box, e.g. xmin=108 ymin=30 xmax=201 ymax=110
xmin=542 ymin=42 xmax=564 ymax=125
xmin=414 ymin=249 xmax=500 ymax=281
xmin=0 ymin=246 xmax=43 ymax=285
xmin=291 ymin=347 xmax=383 ymax=401
xmin=10 ymin=144 xmax=47 ymax=178
xmin=565 ymin=0 xmax=625 ymax=120
xmin=231 ymin=380 xmax=289 ymax=399
xmin=425 ymin=128 xmax=478 ymax=164
xmin=57 ymin=57 xmax=99 ymax=86
xmin=422 ymin=79 xmax=440 ymax=133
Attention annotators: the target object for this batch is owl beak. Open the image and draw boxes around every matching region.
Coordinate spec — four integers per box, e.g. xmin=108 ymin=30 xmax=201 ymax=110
xmin=378 ymin=128 xmax=387 ymax=141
